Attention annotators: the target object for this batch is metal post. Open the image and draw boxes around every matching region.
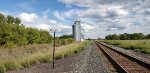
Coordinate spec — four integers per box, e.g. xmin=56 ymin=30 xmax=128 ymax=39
xmin=53 ymin=31 xmax=55 ymax=69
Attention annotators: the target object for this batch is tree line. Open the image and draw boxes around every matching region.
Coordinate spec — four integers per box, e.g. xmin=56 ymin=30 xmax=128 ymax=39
xmin=105 ymin=33 xmax=150 ymax=40
xmin=0 ymin=13 xmax=52 ymax=48
xmin=54 ymin=35 xmax=74 ymax=46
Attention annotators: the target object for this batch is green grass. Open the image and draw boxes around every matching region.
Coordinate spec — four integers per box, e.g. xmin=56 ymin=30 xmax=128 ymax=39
xmin=4 ymin=60 xmax=20 ymax=71
xmin=0 ymin=42 xmax=87 ymax=73
xmin=0 ymin=64 xmax=6 ymax=73
xmin=98 ymin=40 xmax=150 ymax=54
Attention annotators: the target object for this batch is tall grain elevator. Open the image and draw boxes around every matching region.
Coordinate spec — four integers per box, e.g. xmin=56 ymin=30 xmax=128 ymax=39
xmin=72 ymin=20 xmax=84 ymax=41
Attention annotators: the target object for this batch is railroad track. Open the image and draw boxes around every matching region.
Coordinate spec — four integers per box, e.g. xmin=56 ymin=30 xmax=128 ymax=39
xmin=95 ymin=41 xmax=150 ymax=73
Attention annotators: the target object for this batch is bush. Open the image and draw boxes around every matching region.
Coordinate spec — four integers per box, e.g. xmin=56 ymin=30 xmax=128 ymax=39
xmin=20 ymin=60 xmax=30 ymax=68
xmin=29 ymin=58 xmax=39 ymax=66
xmin=63 ymin=52 xmax=70 ymax=57
xmin=61 ymin=39 xmax=66 ymax=45
xmin=55 ymin=53 xmax=64 ymax=60
xmin=74 ymin=49 xmax=79 ymax=53
xmin=3 ymin=42 xmax=16 ymax=49
xmin=63 ymin=50 xmax=74 ymax=57
xmin=39 ymin=55 xmax=52 ymax=63
xmin=4 ymin=61 xmax=19 ymax=70
xmin=0 ymin=64 xmax=6 ymax=73
xmin=141 ymin=50 xmax=149 ymax=54
xmin=130 ymin=45 xmax=137 ymax=50
xmin=65 ymin=38 xmax=74 ymax=44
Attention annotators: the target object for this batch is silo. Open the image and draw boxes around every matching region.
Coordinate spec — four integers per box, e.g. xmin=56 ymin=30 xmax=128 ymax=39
xmin=72 ymin=20 xmax=81 ymax=41
xmin=72 ymin=25 xmax=75 ymax=39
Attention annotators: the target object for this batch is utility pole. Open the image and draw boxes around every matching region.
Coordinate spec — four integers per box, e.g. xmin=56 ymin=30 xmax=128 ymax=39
xmin=53 ymin=31 xmax=55 ymax=69
xmin=50 ymin=29 xmax=57 ymax=69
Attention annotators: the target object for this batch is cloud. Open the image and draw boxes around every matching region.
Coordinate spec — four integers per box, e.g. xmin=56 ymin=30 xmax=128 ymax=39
xmin=52 ymin=9 xmax=78 ymax=21
xmin=18 ymin=12 xmax=72 ymax=36
xmin=106 ymin=24 xmax=127 ymax=31
xmin=58 ymin=0 xmax=137 ymax=8
xmin=81 ymin=23 xmax=94 ymax=32
xmin=0 ymin=10 xmax=72 ymax=36
xmin=42 ymin=9 xmax=51 ymax=19
xmin=37 ymin=24 xmax=50 ymax=30
xmin=56 ymin=0 xmax=150 ymax=39
xmin=19 ymin=13 xmax=38 ymax=23
xmin=53 ymin=10 xmax=65 ymax=21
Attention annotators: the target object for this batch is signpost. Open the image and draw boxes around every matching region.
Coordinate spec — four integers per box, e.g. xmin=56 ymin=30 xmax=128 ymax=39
xmin=50 ymin=29 xmax=58 ymax=69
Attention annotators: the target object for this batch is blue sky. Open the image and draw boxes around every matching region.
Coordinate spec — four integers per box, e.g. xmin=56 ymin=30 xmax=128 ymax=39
xmin=0 ymin=0 xmax=150 ymax=39
xmin=0 ymin=0 xmax=66 ymax=16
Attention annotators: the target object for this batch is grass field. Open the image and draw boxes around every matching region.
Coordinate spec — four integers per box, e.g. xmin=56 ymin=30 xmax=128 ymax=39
xmin=0 ymin=42 xmax=88 ymax=73
xmin=98 ymin=40 xmax=150 ymax=54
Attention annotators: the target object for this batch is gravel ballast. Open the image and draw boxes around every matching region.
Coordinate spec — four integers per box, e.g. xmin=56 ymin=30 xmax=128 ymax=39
xmin=101 ymin=43 xmax=150 ymax=64
xmin=7 ymin=42 xmax=107 ymax=73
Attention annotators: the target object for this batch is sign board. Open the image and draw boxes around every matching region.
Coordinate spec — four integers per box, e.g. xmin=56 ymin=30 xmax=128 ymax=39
xmin=49 ymin=28 xmax=61 ymax=32
xmin=50 ymin=29 xmax=57 ymax=32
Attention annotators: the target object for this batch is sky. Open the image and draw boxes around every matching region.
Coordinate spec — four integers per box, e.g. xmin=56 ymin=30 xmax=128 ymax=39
xmin=0 ymin=0 xmax=150 ymax=39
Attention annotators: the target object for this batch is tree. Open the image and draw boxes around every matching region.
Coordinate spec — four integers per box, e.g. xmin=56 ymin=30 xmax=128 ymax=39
xmin=145 ymin=34 xmax=150 ymax=39
xmin=98 ymin=37 xmax=101 ymax=40
xmin=105 ymin=35 xmax=112 ymax=40
xmin=105 ymin=34 xmax=119 ymax=40
xmin=111 ymin=34 xmax=118 ymax=40
xmin=61 ymin=39 xmax=66 ymax=45
xmin=60 ymin=35 xmax=73 ymax=39
xmin=65 ymin=38 xmax=74 ymax=44
xmin=119 ymin=33 xmax=129 ymax=40
xmin=38 ymin=30 xmax=52 ymax=44
xmin=14 ymin=17 xmax=21 ymax=25
xmin=6 ymin=15 xmax=15 ymax=24
xmin=105 ymin=33 xmax=147 ymax=40
xmin=0 ymin=13 xmax=5 ymax=24
xmin=0 ymin=13 xmax=53 ymax=48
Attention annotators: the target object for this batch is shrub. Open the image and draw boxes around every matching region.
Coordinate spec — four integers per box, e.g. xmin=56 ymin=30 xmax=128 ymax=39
xmin=112 ymin=42 xmax=120 ymax=46
xmin=3 ymin=42 xmax=16 ymax=49
xmin=63 ymin=52 xmax=70 ymax=57
xmin=20 ymin=60 xmax=30 ymax=68
xmin=55 ymin=53 xmax=64 ymax=60
xmin=29 ymin=58 xmax=39 ymax=66
xmin=63 ymin=50 xmax=74 ymax=57
xmin=74 ymin=49 xmax=79 ymax=53
xmin=141 ymin=50 xmax=149 ymax=54
xmin=0 ymin=64 xmax=6 ymax=73
xmin=130 ymin=45 xmax=136 ymax=50
xmin=134 ymin=49 xmax=141 ymax=52
xmin=39 ymin=55 xmax=52 ymax=63
xmin=61 ymin=39 xmax=66 ymax=45
xmin=4 ymin=60 xmax=19 ymax=70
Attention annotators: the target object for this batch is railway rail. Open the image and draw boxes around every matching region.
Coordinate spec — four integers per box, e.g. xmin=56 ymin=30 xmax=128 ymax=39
xmin=95 ymin=41 xmax=150 ymax=73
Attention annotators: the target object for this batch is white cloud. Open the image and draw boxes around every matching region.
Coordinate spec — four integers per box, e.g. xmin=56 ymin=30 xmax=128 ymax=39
xmin=53 ymin=10 xmax=65 ymax=21
xmin=107 ymin=7 xmax=128 ymax=16
xmin=53 ymin=9 xmax=78 ymax=21
xmin=56 ymin=0 xmax=150 ymax=39
xmin=81 ymin=23 xmax=94 ymax=32
xmin=18 ymin=12 xmax=72 ymax=36
xmin=42 ymin=9 xmax=51 ymax=19
xmin=19 ymin=13 xmax=38 ymax=23
xmin=37 ymin=24 xmax=49 ymax=30
xmin=58 ymin=0 xmax=94 ymax=7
